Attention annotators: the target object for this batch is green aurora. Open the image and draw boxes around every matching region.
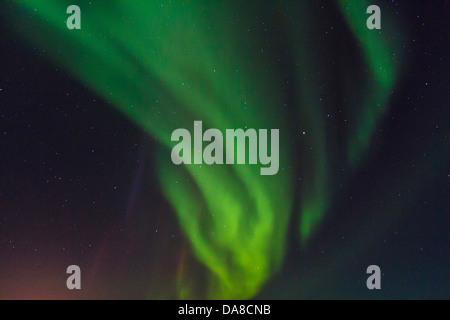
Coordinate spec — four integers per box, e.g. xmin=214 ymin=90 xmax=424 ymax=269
xmin=8 ymin=0 xmax=403 ymax=299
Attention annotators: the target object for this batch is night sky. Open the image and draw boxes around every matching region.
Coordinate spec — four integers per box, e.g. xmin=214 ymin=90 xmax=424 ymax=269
xmin=0 ymin=1 xmax=448 ymax=299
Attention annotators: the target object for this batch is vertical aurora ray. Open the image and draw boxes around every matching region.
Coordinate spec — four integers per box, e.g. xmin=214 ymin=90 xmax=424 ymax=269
xmin=281 ymin=0 xmax=403 ymax=243
xmin=7 ymin=0 xmax=403 ymax=299
xmin=338 ymin=0 xmax=403 ymax=167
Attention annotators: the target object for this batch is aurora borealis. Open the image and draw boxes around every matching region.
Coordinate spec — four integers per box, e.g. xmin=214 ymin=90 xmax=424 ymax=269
xmin=1 ymin=1 xmax=448 ymax=299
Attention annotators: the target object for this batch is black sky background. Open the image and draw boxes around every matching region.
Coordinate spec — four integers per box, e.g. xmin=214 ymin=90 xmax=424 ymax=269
xmin=0 ymin=1 xmax=448 ymax=299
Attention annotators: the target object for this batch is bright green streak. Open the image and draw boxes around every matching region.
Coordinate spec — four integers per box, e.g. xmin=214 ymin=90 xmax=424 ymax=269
xmin=9 ymin=0 xmax=401 ymax=298
xmin=11 ymin=0 xmax=293 ymax=299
